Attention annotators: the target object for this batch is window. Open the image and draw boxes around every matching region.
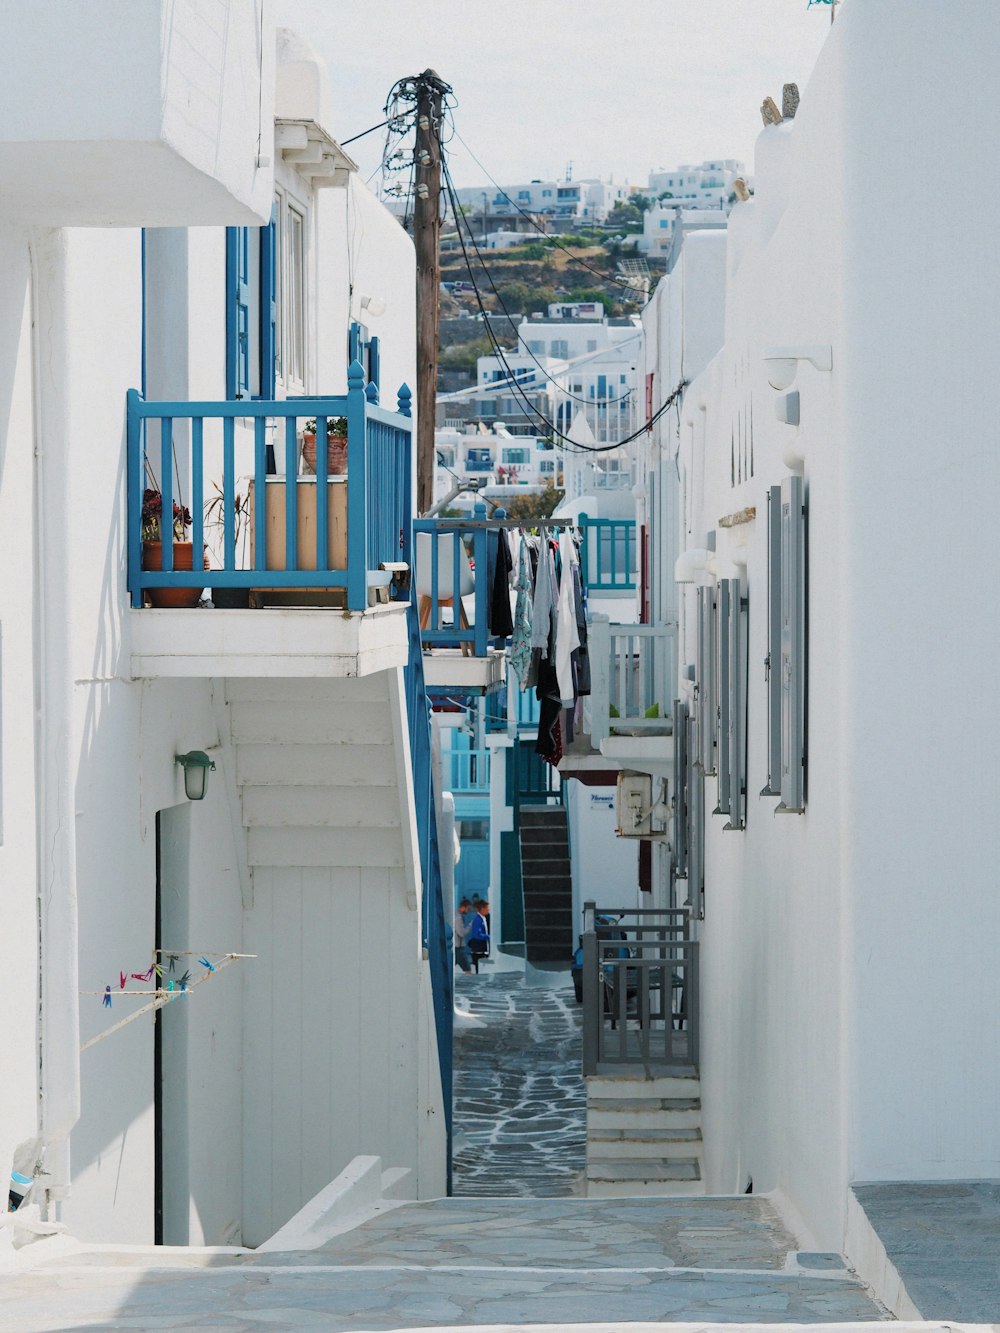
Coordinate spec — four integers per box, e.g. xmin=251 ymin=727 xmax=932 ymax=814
xmin=466 ymin=448 xmax=493 ymax=471
xmin=765 ymin=478 xmax=807 ymax=810
xmin=550 ymin=339 xmax=569 ymax=358
xmin=286 ymin=204 xmax=306 ymax=388
xmin=502 ymin=447 xmax=530 ymax=465
xmin=542 ymin=189 xmax=552 ymax=198
xmin=539 ymin=459 xmax=555 ymax=474
xmin=716 ymin=577 xmax=746 ymax=830
xmin=527 ymin=340 xmax=544 ymax=354
xmin=518 ymin=190 xmax=530 ymax=200
xmin=587 ymin=340 xmax=598 ymax=353
xmin=226 ymin=206 xmax=277 ymax=400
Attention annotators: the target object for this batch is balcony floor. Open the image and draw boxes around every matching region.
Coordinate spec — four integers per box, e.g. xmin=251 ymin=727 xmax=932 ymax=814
xmin=129 ymin=603 xmax=408 ymax=678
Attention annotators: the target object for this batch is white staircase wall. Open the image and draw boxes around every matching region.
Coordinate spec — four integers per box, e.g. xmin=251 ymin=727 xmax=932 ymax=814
xmin=233 ymin=673 xmax=445 ymax=1246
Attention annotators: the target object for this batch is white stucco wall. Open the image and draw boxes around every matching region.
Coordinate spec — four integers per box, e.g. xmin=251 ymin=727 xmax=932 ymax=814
xmin=663 ymin=0 xmax=1000 ymax=1249
xmin=0 ymin=1 xmax=274 ymax=226
xmin=566 ymin=783 xmax=642 ymax=933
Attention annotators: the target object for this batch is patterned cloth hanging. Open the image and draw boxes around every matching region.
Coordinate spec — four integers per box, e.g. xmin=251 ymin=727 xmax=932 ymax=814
xmin=510 ymin=536 xmax=534 ymax=688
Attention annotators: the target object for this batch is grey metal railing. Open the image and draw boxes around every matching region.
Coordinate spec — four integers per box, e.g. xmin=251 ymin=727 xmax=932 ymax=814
xmin=581 ymin=901 xmax=698 ymax=1075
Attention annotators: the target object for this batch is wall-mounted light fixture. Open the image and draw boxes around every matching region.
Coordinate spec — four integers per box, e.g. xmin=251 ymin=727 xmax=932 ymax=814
xmin=360 ymin=294 xmax=387 ymax=318
xmin=763 ymin=345 xmax=833 ymax=391
xmin=175 ymin=751 xmax=216 ymax=802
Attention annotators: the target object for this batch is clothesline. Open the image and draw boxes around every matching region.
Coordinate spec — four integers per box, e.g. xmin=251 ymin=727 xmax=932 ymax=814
xmin=425 ymin=517 xmax=578 ymax=530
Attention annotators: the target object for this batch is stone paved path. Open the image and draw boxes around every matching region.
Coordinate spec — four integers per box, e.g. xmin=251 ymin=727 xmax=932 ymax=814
xmin=452 ymin=967 xmax=585 ymax=1197
xmin=0 ymin=1197 xmax=894 ymax=1329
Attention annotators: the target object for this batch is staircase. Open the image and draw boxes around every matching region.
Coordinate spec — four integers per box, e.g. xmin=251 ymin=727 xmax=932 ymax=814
xmin=585 ymin=1070 xmax=705 ymax=1197
xmin=519 ymin=806 xmax=573 ymax=964
xmin=223 ymin=673 xmax=437 ymax=1245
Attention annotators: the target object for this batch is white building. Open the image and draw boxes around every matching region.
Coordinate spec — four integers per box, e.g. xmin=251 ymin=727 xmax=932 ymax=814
xmin=433 ymin=427 xmax=563 ymax=504
xmin=0 ymin=4 xmax=445 ymax=1250
xmin=628 ymin=0 xmax=1000 ymax=1272
xmin=452 ymin=178 xmax=629 ymax=225
xmin=647 ymin=159 xmax=744 ymax=207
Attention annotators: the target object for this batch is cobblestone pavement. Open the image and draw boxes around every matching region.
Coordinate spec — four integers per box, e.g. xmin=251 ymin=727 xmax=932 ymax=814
xmin=451 ymin=966 xmax=586 ymax=1197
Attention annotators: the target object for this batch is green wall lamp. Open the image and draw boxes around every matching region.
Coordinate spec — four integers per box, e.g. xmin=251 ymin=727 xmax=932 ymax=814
xmin=175 ymin=751 xmax=216 ymax=801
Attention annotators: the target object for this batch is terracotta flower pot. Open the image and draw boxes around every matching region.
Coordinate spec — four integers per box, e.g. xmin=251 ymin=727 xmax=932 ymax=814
xmin=142 ymin=541 xmax=205 ymax=608
xmin=301 ymin=432 xmax=348 ymax=476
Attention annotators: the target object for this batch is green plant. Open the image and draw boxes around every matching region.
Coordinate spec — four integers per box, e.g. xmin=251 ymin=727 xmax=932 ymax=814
xmin=141 ymin=488 xmax=191 ymax=543
xmin=303 ymin=416 xmax=347 ymax=437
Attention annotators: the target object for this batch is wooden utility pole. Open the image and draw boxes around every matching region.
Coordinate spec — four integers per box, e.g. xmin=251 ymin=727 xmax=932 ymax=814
xmin=413 ymin=69 xmax=451 ymax=516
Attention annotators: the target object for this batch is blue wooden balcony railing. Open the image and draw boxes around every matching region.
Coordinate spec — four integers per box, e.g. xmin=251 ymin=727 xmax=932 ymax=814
xmin=403 ymin=600 xmax=452 ymax=1188
xmin=127 ymin=360 xmax=411 ymax=611
xmin=440 ymin=745 xmax=491 ymax=796
xmin=579 ymin=513 xmax=636 ymax=592
xmin=412 ymin=506 xmax=508 ymax=655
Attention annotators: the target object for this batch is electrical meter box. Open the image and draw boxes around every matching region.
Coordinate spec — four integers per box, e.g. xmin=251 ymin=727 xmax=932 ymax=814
xmin=616 ymin=771 xmax=654 ymax=837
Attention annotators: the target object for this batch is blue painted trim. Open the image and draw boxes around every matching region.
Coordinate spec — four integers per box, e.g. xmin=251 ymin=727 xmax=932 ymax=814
xmin=225 ymin=227 xmax=250 ymax=400
xmin=346 ymin=360 xmax=368 ymax=610
xmin=259 ymin=208 xmax=277 ymax=400
xmin=127 ymin=389 xmax=143 ymax=608
xmin=140 ymin=230 xmax=147 ymax=400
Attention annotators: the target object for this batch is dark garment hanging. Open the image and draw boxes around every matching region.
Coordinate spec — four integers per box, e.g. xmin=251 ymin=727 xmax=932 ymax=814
xmin=571 ymin=559 xmax=591 ymax=697
xmin=535 ymin=645 xmax=563 ymax=762
xmin=488 ymin=529 xmax=514 ymax=638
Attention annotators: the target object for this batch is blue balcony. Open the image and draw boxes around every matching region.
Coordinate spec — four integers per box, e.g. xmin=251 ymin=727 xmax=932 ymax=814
xmin=127 ymin=362 xmax=413 ymax=678
xmin=579 ymin=514 xmax=636 ymax=593
xmin=413 ymin=510 xmax=508 ymax=696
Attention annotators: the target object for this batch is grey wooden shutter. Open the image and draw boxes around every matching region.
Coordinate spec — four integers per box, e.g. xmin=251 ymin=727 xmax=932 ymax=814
xmin=762 ymin=485 xmax=782 ymax=795
xmin=777 ymin=475 xmax=806 ymax=812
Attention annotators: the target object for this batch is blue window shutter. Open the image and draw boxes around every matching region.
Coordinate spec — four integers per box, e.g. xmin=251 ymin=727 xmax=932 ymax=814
xmin=258 ymin=208 xmax=277 ymax=399
xmin=226 ymin=227 xmax=250 ymax=400
xmin=369 ymin=334 xmax=380 ymax=399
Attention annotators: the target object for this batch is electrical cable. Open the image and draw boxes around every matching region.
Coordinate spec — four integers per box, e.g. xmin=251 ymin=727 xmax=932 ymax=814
xmin=442 ymin=158 xmax=633 ymax=427
xmin=443 ymin=158 xmax=686 ymax=452
xmin=448 ymin=123 xmax=650 ymax=295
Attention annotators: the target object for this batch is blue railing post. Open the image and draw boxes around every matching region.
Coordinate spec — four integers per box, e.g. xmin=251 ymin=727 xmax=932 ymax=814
xmin=346 ymin=359 xmax=368 ymax=611
xmin=472 ymin=501 xmax=489 ymax=656
xmin=398 ymin=383 xmax=413 ymax=582
xmin=127 ymin=388 xmax=143 ymax=607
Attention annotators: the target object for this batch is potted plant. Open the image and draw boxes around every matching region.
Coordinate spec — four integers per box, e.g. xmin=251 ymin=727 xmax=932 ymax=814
xmin=301 ymin=416 xmax=348 ymax=475
xmin=141 ymin=488 xmax=204 ymax=608
xmin=204 ymin=483 xmax=251 ymax=608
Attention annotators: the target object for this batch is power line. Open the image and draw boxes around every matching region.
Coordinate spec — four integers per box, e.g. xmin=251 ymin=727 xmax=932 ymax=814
xmin=442 ymin=157 xmax=685 ymax=453
xmin=448 ymin=123 xmax=650 ymax=295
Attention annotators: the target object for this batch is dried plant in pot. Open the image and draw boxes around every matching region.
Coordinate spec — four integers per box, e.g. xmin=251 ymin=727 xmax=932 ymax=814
xmin=204 ymin=483 xmax=251 ymax=608
xmin=140 ymin=488 xmax=205 ymax=608
xmin=301 ymin=416 xmax=348 ymax=475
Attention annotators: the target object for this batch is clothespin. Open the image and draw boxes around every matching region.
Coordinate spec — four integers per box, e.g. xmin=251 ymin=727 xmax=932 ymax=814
xmin=168 ymin=954 xmax=179 ymax=973
xmin=119 ymin=971 xmax=127 ymax=990
xmin=132 ymin=966 xmax=154 ymax=983
xmin=167 ymin=980 xmax=175 ymax=995
xmin=198 ymin=957 xmax=215 ymax=972
xmin=154 ymin=963 xmax=165 ymax=979
xmin=178 ymin=970 xmax=191 ymax=988
xmin=103 ymin=986 xmax=112 ymax=1009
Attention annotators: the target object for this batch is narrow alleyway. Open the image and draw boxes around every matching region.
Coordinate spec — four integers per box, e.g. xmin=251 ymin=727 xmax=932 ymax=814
xmin=1 ymin=969 xmax=900 ymax=1329
xmin=452 ymin=965 xmax=586 ymax=1196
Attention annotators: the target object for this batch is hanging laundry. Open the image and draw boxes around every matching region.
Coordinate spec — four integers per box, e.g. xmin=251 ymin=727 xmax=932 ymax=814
xmin=488 ymin=527 xmax=514 ymax=638
xmin=571 ymin=549 xmax=591 ymax=697
xmin=509 ymin=536 xmax=534 ymax=687
xmin=555 ymin=531 xmax=581 ymax=708
xmin=530 ymin=534 xmax=558 ymax=651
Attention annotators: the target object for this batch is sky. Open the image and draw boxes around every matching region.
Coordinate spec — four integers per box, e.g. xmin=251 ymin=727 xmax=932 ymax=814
xmin=276 ymin=0 xmax=833 ymax=192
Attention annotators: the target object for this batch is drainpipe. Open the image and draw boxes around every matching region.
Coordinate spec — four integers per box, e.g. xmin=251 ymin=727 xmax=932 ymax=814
xmin=30 ymin=229 xmax=80 ymax=1211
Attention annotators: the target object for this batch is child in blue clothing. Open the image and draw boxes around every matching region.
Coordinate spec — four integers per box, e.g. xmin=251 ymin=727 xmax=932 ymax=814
xmin=467 ymin=899 xmax=490 ymax=965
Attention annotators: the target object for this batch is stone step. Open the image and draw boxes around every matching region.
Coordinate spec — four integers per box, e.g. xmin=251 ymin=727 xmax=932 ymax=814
xmin=587 ymin=1104 xmax=701 ymax=1134
xmin=247 ymin=826 xmax=403 ymax=868
xmin=521 ymin=859 xmax=572 ymax=877
xmin=241 ymin=785 xmax=400 ymax=829
xmin=235 ymin=742 xmax=398 ymax=788
xmin=586 ymin=1156 xmax=701 ymax=1184
xmin=587 ymin=1130 xmax=703 ymax=1162
xmin=519 ymin=808 xmax=568 ymax=824
xmin=519 ymin=827 xmax=569 ymax=846
xmin=226 ymin=677 xmax=389 ymax=704
xmin=587 ymin=1072 xmax=701 ymax=1100
xmin=230 ymin=700 xmax=394 ymax=746
xmin=585 ymin=1175 xmax=707 ymax=1198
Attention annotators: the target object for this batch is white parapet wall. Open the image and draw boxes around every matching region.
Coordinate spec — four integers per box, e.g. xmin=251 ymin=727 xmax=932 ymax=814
xmin=0 ymin=0 xmax=274 ymax=226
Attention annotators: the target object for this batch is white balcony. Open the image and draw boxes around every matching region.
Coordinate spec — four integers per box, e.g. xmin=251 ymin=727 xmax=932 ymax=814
xmin=582 ymin=618 xmax=676 ymax=776
xmin=129 ymin=603 xmax=408 ymax=678
xmin=0 ymin=1 xmax=273 ymax=226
